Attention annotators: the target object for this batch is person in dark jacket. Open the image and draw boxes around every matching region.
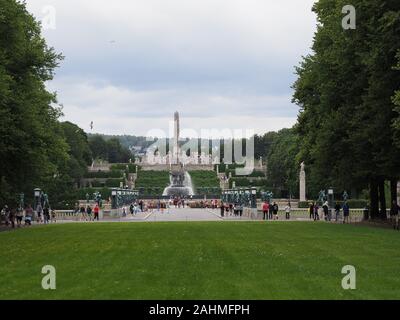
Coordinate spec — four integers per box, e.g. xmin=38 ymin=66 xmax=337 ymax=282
xmin=343 ymin=202 xmax=350 ymax=224
xmin=309 ymin=203 xmax=314 ymax=220
xmin=272 ymin=202 xmax=279 ymax=220
xmin=334 ymin=202 xmax=341 ymax=222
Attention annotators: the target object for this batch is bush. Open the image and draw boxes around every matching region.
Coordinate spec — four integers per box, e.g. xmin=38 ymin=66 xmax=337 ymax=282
xmin=136 ymin=171 xmax=170 ymax=191
xmin=85 ymin=171 xmax=123 ymax=179
xmin=189 ymin=171 xmax=220 ymax=189
xmin=105 ymin=179 xmax=124 ymax=188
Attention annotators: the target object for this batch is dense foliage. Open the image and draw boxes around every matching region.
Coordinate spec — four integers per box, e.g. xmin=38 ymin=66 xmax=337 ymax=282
xmin=293 ymin=0 xmax=400 ymax=217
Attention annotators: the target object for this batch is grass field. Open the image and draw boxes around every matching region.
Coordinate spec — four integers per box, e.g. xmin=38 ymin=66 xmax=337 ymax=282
xmin=0 ymin=222 xmax=399 ymax=300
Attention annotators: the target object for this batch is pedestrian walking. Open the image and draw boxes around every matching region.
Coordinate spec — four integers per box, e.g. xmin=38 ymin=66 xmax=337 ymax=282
xmin=323 ymin=201 xmax=330 ymax=221
xmin=262 ymin=201 xmax=269 ymax=220
xmin=220 ymin=202 xmax=225 ymax=217
xmin=25 ymin=204 xmax=33 ymax=226
xmin=314 ymin=204 xmax=320 ymax=221
xmin=309 ymin=203 xmax=314 ymax=220
xmin=334 ymin=202 xmax=341 ymax=222
xmin=16 ymin=206 xmax=24 ymax=227
xmin=86 ymin=205 xmax=92 ymax=221
xmin=43 ymin=207 xmax=50 ymax=224
xmin=93 ymin=204 xmax=100 ymax=221
xmin=51 ymin=209 xmax=57 ymax=223
xmin=9 ymin=208 xmax=16 ymax=228
xmin=343 ymin=202 xmax=350 ymax=224
xmin=285 ymin=203 xmax=291 ymax=220
xmin=36 ymin=203 xmax=43 ymax=223
xmin=272 ymin=202 xmax=279 ymax=220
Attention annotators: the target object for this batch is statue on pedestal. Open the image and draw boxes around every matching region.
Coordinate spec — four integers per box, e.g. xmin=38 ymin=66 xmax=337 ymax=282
xmin=299 ymin=162 xmax=306 ymax=202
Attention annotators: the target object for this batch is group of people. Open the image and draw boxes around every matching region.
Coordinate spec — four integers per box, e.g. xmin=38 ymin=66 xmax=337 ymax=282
xmin=262 ymin=202 xmax=291 ymax=220
xmin=219 ymin=202 xmax=244 ymax=217
xmin=0 ymin=204 xmax=56 ymax=228
xmin=308 ymin=201 xmax=350 ymax=223
xmin=76 ymin=203 xmax=100 ymax=221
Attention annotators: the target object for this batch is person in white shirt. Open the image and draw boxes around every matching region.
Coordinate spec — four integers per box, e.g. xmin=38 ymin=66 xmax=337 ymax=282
xmin=284 ymin=204 xmax=291 ymax=220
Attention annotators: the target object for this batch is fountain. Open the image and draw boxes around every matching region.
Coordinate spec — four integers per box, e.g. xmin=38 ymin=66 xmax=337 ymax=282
xmin=161 ymin=111 xmax=195 ymax=197
xmin=163 ymin=165 xmax=195 ymax=197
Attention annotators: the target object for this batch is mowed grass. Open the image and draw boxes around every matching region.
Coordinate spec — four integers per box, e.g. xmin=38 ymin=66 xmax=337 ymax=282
xmin=0 ymin=222 xmax=399 ymax=300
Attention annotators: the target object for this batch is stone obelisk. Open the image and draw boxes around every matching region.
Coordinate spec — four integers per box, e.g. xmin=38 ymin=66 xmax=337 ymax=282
xmin=173 ymin=111 xmax=180 ymax=164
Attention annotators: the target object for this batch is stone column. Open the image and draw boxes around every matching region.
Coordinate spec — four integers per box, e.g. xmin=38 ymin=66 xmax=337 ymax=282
xmin=299 ymin=162 xmax=306 ymax=202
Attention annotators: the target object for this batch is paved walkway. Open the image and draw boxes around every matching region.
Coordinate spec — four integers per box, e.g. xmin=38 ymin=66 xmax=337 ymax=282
xmin=136 ymin=208 xmax=223 ymax=222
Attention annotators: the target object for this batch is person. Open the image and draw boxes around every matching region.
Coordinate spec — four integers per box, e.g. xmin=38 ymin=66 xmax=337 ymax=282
xmin=36 ymin=203 xmax=43 ymax=223
xmin=233 ymin=203 xmax=238 ymax=216
xmin=25 ymin=204 xmax=33 ymax=226
xmin=262 ymin=201 xmax=269 ymax=220
xmin=51 ymin=209 xmax=57 ymax=223
xmin=129 ymin=204 xmax=134 ymax=215
xmin=284 ymin=203 xmax=291 ymax=220
xmin=139 ymin=200 xmax=144 ymax=212
xmin=79 ymin=205 xmax=86 ymax=221
xmin=86 ymin=205 xmax=92 ymax=221
xmin=43 ymin=207 xmax=50 ymax=224
xmin=9 ymin=208 xmax=16 ymax=228
xmin=309 ymin=203 xmax=314 ymax=220
xmin=390 ymin=200 xmax=399 ymax=230
xmin=343 ymin=202 xmax=350 ymax=224
xmin=238 ymin=203 xmax=243 ymax=217
xmin=323 ymin=201 xmax=329 ymax=221
xmin=16 ymin=206 xmax=24 ymax=227
xmin=272 ymin=202 xmax=279 ymax=220
xmin=220 ymin=202 xmax=225 ymax=217
xmin=314 ymin=204 xmax=320 ymax=221
xmin=122 ymin=206 xmax=127 ymax=217
xmin=93 ymin=204 xmax=100 ymax=221
xmin=334 ymin=202 xmax=341 ymax=222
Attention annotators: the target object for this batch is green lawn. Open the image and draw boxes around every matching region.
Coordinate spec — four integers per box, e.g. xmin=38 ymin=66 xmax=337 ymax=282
xmin=0 ymin=222 xmax=399 ymax=300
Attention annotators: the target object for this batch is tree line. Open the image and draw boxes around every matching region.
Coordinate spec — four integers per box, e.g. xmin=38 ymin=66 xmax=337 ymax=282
xmin=292 ymin=0 xmax=400 ymax=217
xmin=0 ymin=0 xmax=131 ymax=207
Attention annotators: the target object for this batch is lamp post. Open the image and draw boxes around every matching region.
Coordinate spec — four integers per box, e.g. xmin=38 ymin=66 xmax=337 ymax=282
xmin=111 ymin=188 xmax=117 ymax=209
xmin=328 ymin=188 xmax=334 ymax=208
xmin=34 ymin=188 xmax=41 ymax=211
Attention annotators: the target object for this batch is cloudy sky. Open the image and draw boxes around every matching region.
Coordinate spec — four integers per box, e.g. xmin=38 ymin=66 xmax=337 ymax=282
xmin=25 ymin=0 xmax=317 ymax=138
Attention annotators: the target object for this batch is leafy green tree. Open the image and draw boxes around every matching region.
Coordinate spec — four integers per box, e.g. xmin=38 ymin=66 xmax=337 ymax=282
xmin=293 ymin=0 xmax=400 ymax=218
xmin=267 ymin=128 xmax=300 ymax=197
xmin=107 ymin=138 xmax=131 ymax=163
xmin=0 ymin=0 xmax=67 ymax=207
xmin=88 ymin=135 xmax=108 ymax=160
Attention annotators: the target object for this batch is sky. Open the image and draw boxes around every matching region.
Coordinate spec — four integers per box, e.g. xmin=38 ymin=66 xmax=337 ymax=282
xmin=25 ymin=0 xmax=317 ymax=138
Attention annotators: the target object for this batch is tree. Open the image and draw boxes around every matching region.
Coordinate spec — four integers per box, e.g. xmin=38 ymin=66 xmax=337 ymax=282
xmin=293 ymin=0 xmax=400 ymax=218
xmin=267 ymin=128 xmax=300 ymax=197
xmin=107 ymin=138 xmax=130 ymax=163
xmin=0 ymin=0 xmax=67 ymax=207
xmin=88 ymin=135 xmax=108 ymax=160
